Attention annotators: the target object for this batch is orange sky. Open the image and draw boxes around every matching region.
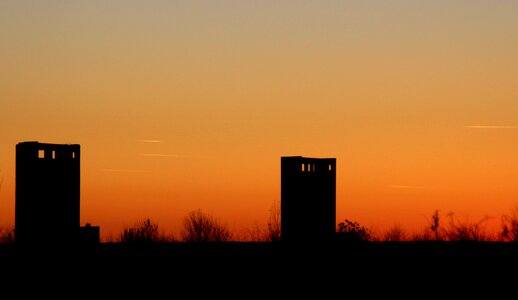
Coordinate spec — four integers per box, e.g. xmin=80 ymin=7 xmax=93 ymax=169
xmin=1 ymin=1 xmax=518 ymax=240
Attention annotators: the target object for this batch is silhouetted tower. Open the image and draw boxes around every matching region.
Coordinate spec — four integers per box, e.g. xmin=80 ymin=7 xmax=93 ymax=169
xmin=281 ymin=156 xmax=336 ymax=242
xmin=16 ymin=142 xmax=80 ymax=244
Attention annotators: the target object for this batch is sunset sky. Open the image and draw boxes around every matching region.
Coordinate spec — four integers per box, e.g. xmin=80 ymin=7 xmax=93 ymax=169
xmin=1 ymin=1 xmax=517 ymax=240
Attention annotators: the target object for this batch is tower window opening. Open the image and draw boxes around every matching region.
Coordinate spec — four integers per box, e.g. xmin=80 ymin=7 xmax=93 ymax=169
xmin=38 ymin=150 xmax=45 ymax=158
xmin=301 ymin=164 xmax=305 ymax=172
xmin=52 ymin=151 xmax=56 ymax=159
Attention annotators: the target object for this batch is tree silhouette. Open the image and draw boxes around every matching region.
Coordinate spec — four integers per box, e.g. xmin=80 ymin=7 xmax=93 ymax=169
xmin=120 ymin=218 xmax=167 ymax=243
xmin=241 ymin=200 xmax=280 ymax=242
xmin=266 ymin=200 xmax=281 ymax=242
xmin=241 ymin=224 xmax=265 ymax=242
xmin=181 ymin=209 xmax=232 ymax=242
xmin=337 ymin=219 xmax=372 ymax=241
xmin=0 ymin=173 xmax=8 ymax=244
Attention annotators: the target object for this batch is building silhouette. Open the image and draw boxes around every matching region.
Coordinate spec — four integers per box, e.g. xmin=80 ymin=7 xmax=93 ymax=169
xmin=16 ymin=141 xmax=82 ymax=244
xmin=281 ymin=156 xmax=336 ymax=242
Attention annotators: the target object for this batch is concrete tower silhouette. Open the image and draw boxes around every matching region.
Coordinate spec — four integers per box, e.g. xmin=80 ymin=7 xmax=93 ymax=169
xmin=16 ymin=142 xmax=80 ymax=244
xmin=281 ymin=156 xmax=336 ymax=242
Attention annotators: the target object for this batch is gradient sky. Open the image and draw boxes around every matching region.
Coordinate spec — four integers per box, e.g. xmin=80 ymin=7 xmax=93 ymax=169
xmin=1 ymin=1 xmax=518 ymax=240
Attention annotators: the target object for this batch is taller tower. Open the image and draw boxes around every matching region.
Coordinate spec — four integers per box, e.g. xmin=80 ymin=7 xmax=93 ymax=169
xmin=16 ymin=141 xmax=80 ymax=244
xmin=281 ymin=156 xmax=336 ymax=242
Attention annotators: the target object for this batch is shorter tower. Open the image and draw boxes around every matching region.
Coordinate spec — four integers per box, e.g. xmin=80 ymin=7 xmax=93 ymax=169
xmin=16 ymin=141 xmax=80 ymax=244
xmin=281 ymin=156 xmax=336 ymax=242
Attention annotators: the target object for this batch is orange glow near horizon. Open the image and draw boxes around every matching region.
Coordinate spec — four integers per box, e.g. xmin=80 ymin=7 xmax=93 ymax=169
xmin=1 ymin=1 xmax=518 ymax=240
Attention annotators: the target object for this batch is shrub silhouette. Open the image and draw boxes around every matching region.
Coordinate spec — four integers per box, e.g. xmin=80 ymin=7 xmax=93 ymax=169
xmin=120 ymin=218 xmax=166 ymax=243
xmin=500 ymin=207 xmax=518 ymax=242
xmin=443 ymin=213 xmax=492 ymax=241
xmin=337 ymin=219 xmax=372 ymax=241
xmin=410 ymin=229 xmax=433 ymax=241
xmin=181 ymin=209 xmax=232 ymax=242
xmin=0 ymin=226 xmax=14 ymax=244
xmin=383 ymin=224 xmax=407 ymax=241
xmin=430 ymin=210 xmax=441 ymax=241
xmin=410 ymin=210 xmax=441 ymax=241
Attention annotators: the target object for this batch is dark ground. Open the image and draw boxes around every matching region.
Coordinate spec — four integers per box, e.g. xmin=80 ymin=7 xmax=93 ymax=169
xmin=1 ymin=242 xmax=516 ymax=295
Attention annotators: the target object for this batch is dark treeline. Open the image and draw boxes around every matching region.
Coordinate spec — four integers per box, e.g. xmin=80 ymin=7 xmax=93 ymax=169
xmin=3 ymin=206 xmax=518 ymax=244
